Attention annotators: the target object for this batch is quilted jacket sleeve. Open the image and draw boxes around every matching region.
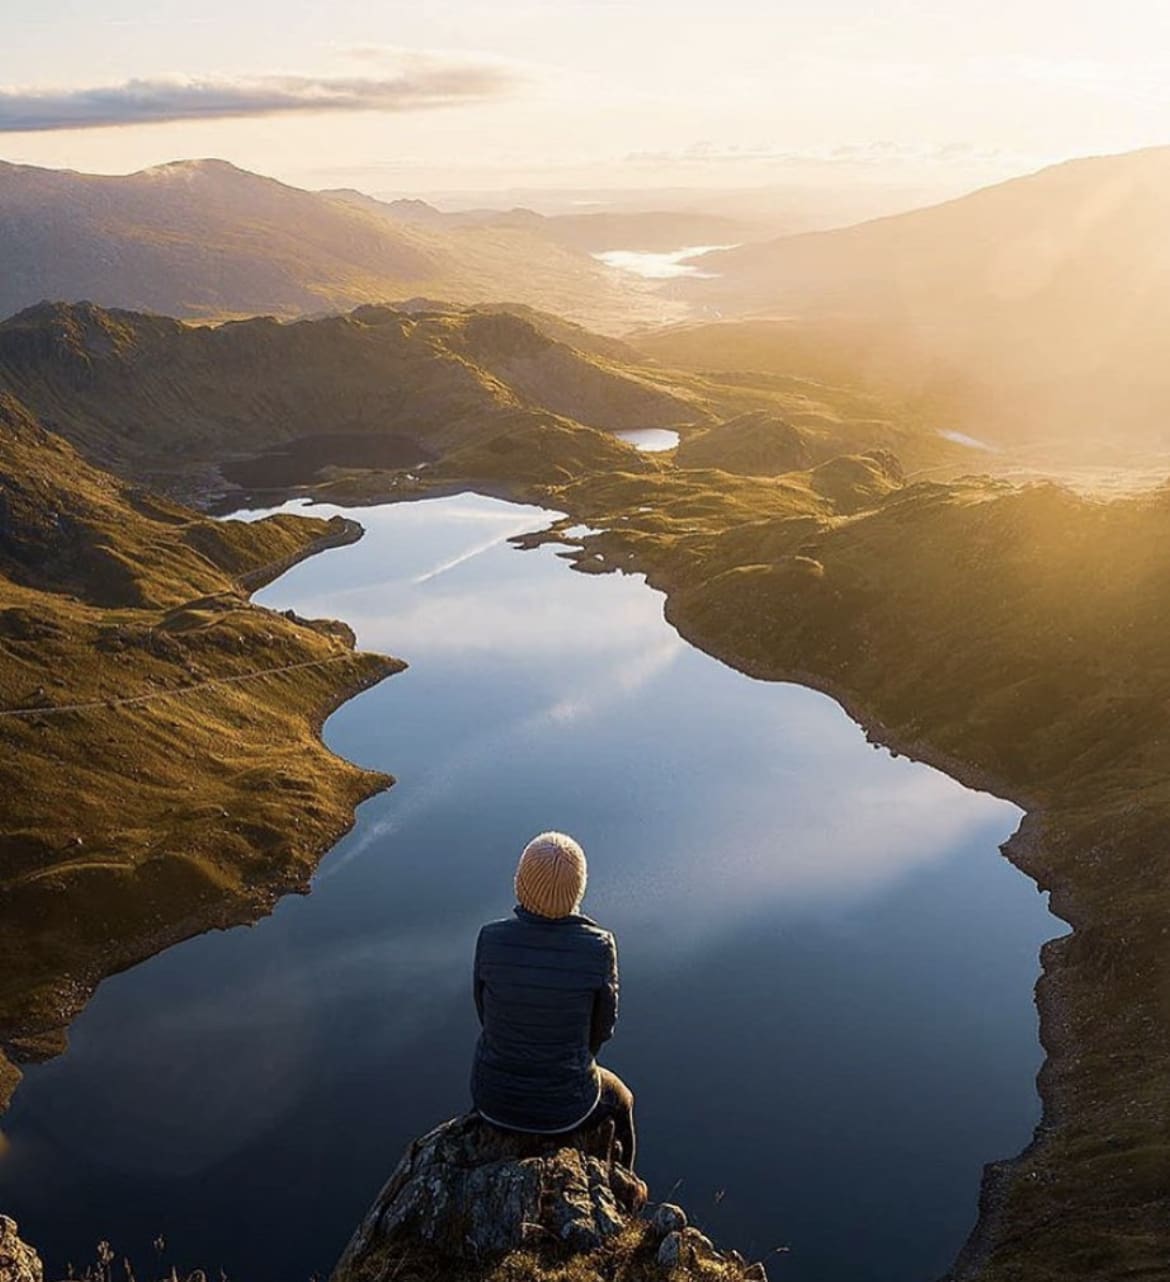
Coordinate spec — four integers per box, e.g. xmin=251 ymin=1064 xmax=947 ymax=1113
xmin=589 ymin=932 xmax=619 ymax=1053
xmin=473 ymin=928 xmax=485 ymax=1025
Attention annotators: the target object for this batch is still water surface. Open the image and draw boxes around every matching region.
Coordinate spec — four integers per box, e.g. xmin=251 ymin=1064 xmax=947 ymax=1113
xmin=613 ymin=428 xmax=680 ymax=452
xmin=593 ymin=245 xmax=733 ymax=279
xmin=0 ymin=495 xmax=1055 ymax=1282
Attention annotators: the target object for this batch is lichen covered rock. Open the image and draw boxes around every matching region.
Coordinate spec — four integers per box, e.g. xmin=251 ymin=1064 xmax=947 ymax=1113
xmin=330 ymin=1114 xmax=760 ymax=1282
xmin=0 ymin=1218 xmax=42 ymax=1282
xmin=656 ymin=1226 xmax=721 ymax=1271
xmin=644 ymin=1202 xmax=687 ymax=1238
xmin=331 ymin=1114 xmax=641 ymax=1279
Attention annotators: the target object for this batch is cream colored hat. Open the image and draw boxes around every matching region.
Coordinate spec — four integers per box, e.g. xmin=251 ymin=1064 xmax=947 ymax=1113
xmin=515 ymin=831 xmax=587 ymax=919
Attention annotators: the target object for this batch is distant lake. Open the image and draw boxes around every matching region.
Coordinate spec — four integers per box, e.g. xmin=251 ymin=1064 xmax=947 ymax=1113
xmin=593 ymin=244 xmax=734 ymax=279
xmin=613 ymin=428 xmax=680 ymax=452
xmin=0 ymin=494 xmax=1056 ymax=1282
xmin=937 ymin=429 xmax=1000 ymax=453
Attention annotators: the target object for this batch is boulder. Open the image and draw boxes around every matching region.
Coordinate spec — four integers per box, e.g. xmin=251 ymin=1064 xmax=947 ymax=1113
xmin=644 ymin=1201 xmax=687 ymax=1238
xmin=656 ymin=1230 xmax=685 ymax=1267
xmin=656 ymin=1226 xmax=719 ymax=1269
xmin=331 ymin=1113 xmax=764 ymax=1282
xmin=0 ymin=1218 xmax=42 ymax=1282
xmin=331 ymin=1113 xmax=642 ymax=1280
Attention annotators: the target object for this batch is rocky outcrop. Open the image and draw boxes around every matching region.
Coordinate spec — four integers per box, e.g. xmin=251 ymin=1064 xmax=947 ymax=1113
xmin=330 ymin=1114 xmax=764 ymax=1282
xmin=807 ymin=448 xmax=904 ymax=513
xmin=0 ymin=1219 xmax=42 ymax=1282
xmin=675 ymin=411 xmax=812 ymax=476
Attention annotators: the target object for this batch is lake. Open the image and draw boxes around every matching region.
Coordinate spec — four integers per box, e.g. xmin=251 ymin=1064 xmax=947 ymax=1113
xmin=0 ymin=493 xmax=1056 ymax=1282
xmin=613 ymin=428 xmax=680 ymax=452
xmin=593 ymin=245 xmax=733 ymax=279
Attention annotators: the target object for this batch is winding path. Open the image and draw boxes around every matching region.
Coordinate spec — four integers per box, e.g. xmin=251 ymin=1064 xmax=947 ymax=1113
xmin=2 ymin=518 xmax=368 ymax=721
xmin=0 ymin=654 xmax=354 ymax=720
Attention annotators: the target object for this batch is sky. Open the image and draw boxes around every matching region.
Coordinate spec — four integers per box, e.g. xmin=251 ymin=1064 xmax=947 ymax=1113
xmin=4 ymin=0 xmax=1170 ymax=200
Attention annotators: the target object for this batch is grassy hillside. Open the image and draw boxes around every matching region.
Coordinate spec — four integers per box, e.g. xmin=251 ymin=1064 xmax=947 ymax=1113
xmin=0 ymin=393 xmax=400 ymax=1108
xmin=0 ymin=158 xmax=677 ymax=332
xmin=550 ymin=472 xmax=1170 ymax=1282
xmin=0 ymin=300 xmax=958 ymax=503
xmin=671 ymin=146 xmax=1170 ymax=449
xmin=0 ymin=300 xmax=706 ymax=492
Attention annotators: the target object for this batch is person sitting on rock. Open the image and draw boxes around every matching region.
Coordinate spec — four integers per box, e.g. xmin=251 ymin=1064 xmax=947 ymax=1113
xmin=470 ymin=831 xmax=639 ymax=1174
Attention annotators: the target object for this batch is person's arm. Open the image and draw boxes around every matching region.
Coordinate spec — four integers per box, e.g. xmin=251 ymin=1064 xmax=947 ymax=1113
xmin=589 ymin=932 xmax=619 ymax=1054
xmin=473 ymin=929 xmax=486 ymax=1025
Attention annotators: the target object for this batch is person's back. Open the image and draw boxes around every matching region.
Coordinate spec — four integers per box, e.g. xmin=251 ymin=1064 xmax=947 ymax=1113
xmin=473 ymin=908 xmax=615 ymax=1131
xmin=470 ymin=831 xmax=638 ymax=1171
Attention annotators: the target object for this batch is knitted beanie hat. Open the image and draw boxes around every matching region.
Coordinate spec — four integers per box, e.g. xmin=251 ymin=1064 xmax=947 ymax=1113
xmin=515 ymin=831 xmax=587 ymax=919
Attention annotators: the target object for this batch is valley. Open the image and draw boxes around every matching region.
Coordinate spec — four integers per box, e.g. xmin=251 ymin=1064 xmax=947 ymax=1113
xmin=3 ymin=145 xmax=1170 ymax=1282
xmin=668 ymin=147 xmax=1170 ymax=453
xmin=0 ymin=158 xmax=681 ymax=332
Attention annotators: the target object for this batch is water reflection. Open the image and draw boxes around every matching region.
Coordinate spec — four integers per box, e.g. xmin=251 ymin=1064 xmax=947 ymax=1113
xmin=613 ymin=428 xmax=681 ymax=452
xmin=0 ymin=494 xmax=1054 ymax=1282
xmin=593 ymin=245 xmax=734 ymax=280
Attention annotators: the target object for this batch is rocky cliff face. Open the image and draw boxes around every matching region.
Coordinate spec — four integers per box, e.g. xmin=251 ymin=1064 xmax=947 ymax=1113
xmin=330 ymin=1114 xmax=768 ymax=1282
xmin=0 ymin=1219 xmax=41 ymax=1282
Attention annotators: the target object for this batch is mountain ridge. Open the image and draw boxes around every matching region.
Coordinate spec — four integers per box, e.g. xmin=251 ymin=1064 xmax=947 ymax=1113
xmin=0 ymin=299 xmax=705 ymax=494
xmin=0 ymin=157 xmax=676 ymax=331
xmin=671 ymin=144 xmax=1170 ymax=448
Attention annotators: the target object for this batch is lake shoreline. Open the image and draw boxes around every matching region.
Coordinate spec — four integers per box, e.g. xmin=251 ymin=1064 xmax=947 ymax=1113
xmin=260 ymin=469 xmax=1091 ymax=1281
xmin=655 ymin=644 xmax=1069 ymax=1282
xmin=522 ymin=493 xmax=1081 ymax=1282
xmin=10 ymin=458 xmax=1115 ymax=1279
xmin=32 ymin=488 xmax=1049 ymax=1282
xmin=0 ymin=515 xmax=404 ymax=1113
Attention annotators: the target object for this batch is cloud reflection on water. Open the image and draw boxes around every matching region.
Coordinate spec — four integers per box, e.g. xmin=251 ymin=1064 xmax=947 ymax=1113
xmin=0 ymin=494 xmax=1052 ymax=1282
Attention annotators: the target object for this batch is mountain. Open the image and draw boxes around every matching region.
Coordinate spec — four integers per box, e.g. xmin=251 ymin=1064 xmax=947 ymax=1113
xmin=3 ymin=281 xmax=1168 ymax=1281
xmin=0 ymin=300 xmax=705 ymax=493
xmin=675 ymin=146 xmax=1170 ymax=448
xmin=323 ymin=188 xmax=752 ymax=252
xmin=0 ymin=159 xmax=675 ymax=331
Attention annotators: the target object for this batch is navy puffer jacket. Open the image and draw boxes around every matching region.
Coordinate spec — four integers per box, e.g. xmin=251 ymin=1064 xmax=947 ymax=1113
xmin=471 ymin=906 xmax=619 ymax=1132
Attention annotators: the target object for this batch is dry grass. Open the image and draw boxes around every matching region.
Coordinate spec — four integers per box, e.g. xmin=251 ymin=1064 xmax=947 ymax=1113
xmin=340 ymin=1222 xmax=763 ymax=1282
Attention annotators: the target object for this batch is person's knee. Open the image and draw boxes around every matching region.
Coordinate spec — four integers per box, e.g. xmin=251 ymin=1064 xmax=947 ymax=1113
xmin=599 ymin=1067 xmax=634 ymax=1110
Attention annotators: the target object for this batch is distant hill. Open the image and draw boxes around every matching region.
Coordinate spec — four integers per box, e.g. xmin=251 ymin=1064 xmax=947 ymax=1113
xmin=674 ymin=410 xmax=812 ymax=475
xmin=0 ymin=158 xmax=676 ymax=331
xmin=677 ymin=146 xmax=1170 ymax=448
xmin=0 ymin=300 xmax=706 ymax=491
xmin=323 ymin=188 xmax=751 ymax=252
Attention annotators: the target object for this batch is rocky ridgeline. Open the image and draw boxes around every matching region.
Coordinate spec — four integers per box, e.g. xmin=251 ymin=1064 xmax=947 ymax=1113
xmin=331 ymin=1113 xmax=767 ymax=1282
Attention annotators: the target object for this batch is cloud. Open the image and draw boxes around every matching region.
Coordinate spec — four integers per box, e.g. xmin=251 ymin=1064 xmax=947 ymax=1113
xmin=0 ymin=58 xmax=517 ymax=133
